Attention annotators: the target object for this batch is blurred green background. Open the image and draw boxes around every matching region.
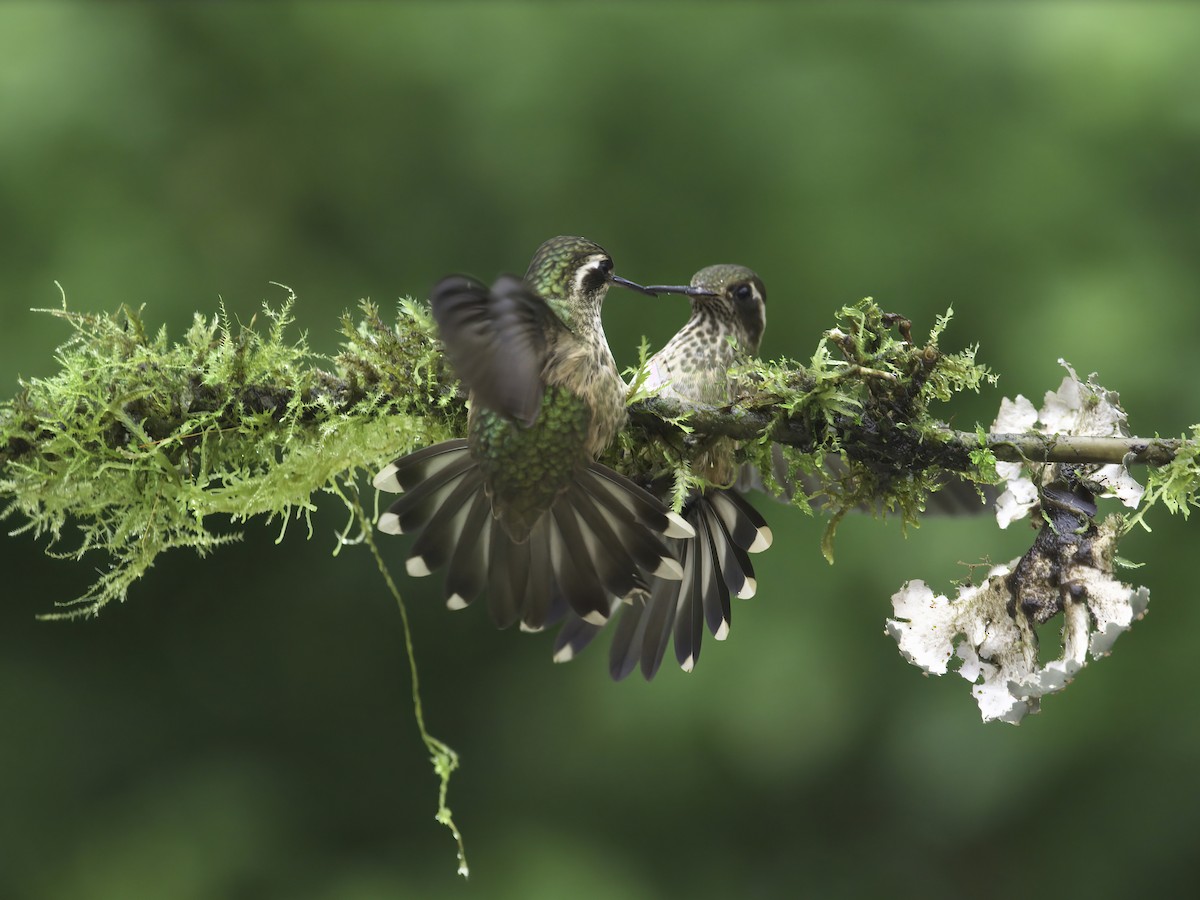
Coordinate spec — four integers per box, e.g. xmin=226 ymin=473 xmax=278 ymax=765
xmin=3 ymin=3 xmax=1199 ymax=898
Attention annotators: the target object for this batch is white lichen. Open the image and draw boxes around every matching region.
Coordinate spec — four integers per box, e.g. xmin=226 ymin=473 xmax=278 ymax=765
xmin=886 ymin=518 xmax=1149 ymax=724
xmin=992 ymin=360 xmax=1144 ymax=528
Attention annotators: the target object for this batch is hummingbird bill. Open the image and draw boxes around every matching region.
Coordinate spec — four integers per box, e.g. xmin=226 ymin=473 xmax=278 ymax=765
xmin=373 ymin=236 xmax=696 ymax=632
xmin=553 ymin=265 xmax=774 ymax=679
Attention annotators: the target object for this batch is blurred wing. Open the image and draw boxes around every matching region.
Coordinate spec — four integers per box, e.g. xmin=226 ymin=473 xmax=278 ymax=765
xmin=737 ymin=444 xmax=996 ymax=516
xmin=430 ymin=273 xmax=551 ymax=426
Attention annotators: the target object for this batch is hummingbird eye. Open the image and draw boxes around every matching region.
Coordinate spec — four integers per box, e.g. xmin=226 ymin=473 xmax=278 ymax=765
xmin=733 ymin=283 xmax=754 ymax=303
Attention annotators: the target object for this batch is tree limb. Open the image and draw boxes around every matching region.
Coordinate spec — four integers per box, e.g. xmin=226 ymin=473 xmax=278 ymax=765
xmin=627 ymin=397 xmax=1186 ymax=469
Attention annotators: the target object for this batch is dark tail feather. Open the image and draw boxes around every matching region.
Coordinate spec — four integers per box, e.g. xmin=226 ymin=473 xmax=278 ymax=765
xmin=707 ymin=489 xmax=772 ymax=555
xmin=575 ymin=476 xmax=685 ymax=583
xmin=444 ymin=490 xmax=492 ymax=610
xmin=704 ymin=491 xmax=763 ymax=598
xmin=448 ymin=506 xmax=549 ymax=631
xmin=611 ymin=578 xmax=678 ymax=681
xmin=405 ymin=468 xmax=485 ymax=576
xmin=673 ymin=536 xmax=705 ymax=672
xmin=582 ymin=464 xmax=695 ymax=541
xmin=537 ymin=459 xmax=699 ymax=629
xmin=639 ymin=579 xmax=677 ymax=679
xmin=609 ymin=594 xmax=650 ymax=680
xmin=374 ymin=440 xmax=505 ymax=618
xmin=672 ymin=489 xmax=769 ymax=670
xmin=377 ymin=448 xmax=475 ymax=536
xmin=552 ymin=606 xmax=606 ymax=664
xmin=550 ymin=500 xmax=612 ymax=624
xmin=552 ymin=487 xmax=773 ymax=679
xmin=551 ymin=589 xmax=666 ymax=681
xmin=374 ymin=446 xmax=700 ymax=638
xmin=507 ymin=530 xmax=532 ymax=628
xmin=486 ymin=521 xmax=522 ymax=629
xmin=695 ymin=503 xmax=732 ymax=641
xmin=564 ymin=484 xmax=652 ymax=599
xmin=374 ymin=439 xmax=471 ymax=493
xmin=519 ymin=517 xmax=557 ymax=632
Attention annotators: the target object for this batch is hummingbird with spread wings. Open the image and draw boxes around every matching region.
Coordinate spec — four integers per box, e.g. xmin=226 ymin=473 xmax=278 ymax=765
xmin=553 ymin=264 xmax=773 ymax=679
xmin=373 ymin=236 xmax=695 ymax=632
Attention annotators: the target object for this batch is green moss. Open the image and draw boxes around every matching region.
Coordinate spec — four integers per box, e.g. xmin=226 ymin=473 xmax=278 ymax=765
xmin=1128 ymin=423 xmax=1200 ymax=531
xmin=0 ymin=291 xmax=460 ymax=618
xmin=623 ymin=299 xmax=999 ymax=553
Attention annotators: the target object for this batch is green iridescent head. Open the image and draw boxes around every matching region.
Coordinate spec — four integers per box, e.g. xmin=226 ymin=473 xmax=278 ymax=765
xmin=523 ymin=235 xmax=653 ymax=307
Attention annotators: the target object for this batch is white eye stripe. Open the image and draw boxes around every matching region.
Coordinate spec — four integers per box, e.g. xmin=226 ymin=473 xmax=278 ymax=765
xmin=573 ymin=254 xmax=612 ymax=294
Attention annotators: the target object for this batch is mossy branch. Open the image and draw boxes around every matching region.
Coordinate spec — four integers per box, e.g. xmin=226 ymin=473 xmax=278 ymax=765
xmin=1 ymin=292 xmax=1196 ymax=621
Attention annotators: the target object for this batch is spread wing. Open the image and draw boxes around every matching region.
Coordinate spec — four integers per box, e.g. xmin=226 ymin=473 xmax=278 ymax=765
xmin=430 ymin=273 xmax=553 ymax=427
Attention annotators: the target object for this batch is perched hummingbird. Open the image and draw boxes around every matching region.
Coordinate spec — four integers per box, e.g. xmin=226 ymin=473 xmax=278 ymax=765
xmin=373 ymin=236 xmax=695 ymax=632
xmin=553 ymin=264 xmax=773 ymax=679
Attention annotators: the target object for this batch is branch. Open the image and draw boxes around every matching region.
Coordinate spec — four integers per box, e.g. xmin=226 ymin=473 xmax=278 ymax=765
xmin=961 ymin=432 xmax=1182 ymax=467
xmin=628 ymin=398 xmax=1186 ymax=468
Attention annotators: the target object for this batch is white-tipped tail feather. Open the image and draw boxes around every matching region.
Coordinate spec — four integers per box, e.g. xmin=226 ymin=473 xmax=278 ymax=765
xmin=748 ymin=526 xmax=772 ymax=554
xmin=653 ymin=555 xmax=684 ymax=580
xmin=665 ymin=512 xmax=696 ymax=539
xmin=405 ymin=555 xmax=431 ymax=577
xmin=373 ymin=441 xmax=693 ymax=632
xmin=551 ymin=486 xmax=772 ymax=680
xmin=372 ymin=462 xmax=403 ymax=493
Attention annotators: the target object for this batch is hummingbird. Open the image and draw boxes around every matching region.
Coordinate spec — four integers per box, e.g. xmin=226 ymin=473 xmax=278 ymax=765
xmin=373 ymin=236 xmax=695 ymax=632
xmin=553 ymin=264 xmax=773 ymax=679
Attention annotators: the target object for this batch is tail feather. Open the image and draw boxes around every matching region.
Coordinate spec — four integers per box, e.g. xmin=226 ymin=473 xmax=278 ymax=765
xmin=703 ymin=496 xmax=756 ymax=599
xmin=607 ymin=579 xmax=678 ymax=681
xmin=708 ymin=489 xmax=772 ymax=554
xmin=673 ymin=536 xmax=705 ymax=673
xmin=550 ymin=501 xmax=611 ymax=624
xmin=374 ymin=444 xmax=698 ymax=638
xmin=406 ymin=468 xmax=485 ymax=576
xmin=639 ymin=579 xmax=677 ymax=679
xmin=553 ymin=487 xmax=772 ymax=679
xmin=505 ymin=529 xmax=534 ymax=629
xmin=564 ymin=484 xmax=651 ymax=599
xmin=444 ymin=490 xmax=491 ymax=610
xmin=696 ymin=504 xmax=733 ymax=641
xmin=379 ymin=454 xmax=475 ymax=535
xmin=519 ymin=517 xmax=557 ymax=631
xmin=576 ymin=473 xmax=683 ymax=579
xmin=552 ymin=605 xmax=606 ymax=664
xmin=486 ymin=522 xmax=522 ymax=629
xmin=374 ymin=440 xmax=471 ymax=493
xmin=583 ymin=464 xmax=695 ymax=539
xmin=608 ymin=594 xmax=649 ymax=680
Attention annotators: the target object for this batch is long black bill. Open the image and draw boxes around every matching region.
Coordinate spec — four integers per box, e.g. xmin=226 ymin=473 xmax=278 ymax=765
xmin=611 ymin=274 xmax=659 ymax=296
xmin=643 ymin=284 xmax=721 ymax=298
